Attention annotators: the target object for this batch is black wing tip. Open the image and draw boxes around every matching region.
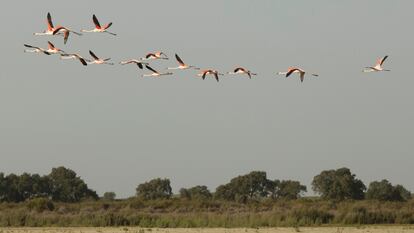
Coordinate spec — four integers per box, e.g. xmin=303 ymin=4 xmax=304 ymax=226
xmin=80 ymin=59 xmax=88 ymax=66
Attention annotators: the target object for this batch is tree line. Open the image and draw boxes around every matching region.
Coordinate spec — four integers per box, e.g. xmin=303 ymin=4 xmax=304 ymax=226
xmin=0 ymin=167 xmax=98 ymax=203
xmin=0 ymin=167 xmax=411 ymax=204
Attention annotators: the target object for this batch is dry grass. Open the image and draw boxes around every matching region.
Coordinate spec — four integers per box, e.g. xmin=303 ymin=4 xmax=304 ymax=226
xmin=1 ymin=227 xmax=414 ymax=233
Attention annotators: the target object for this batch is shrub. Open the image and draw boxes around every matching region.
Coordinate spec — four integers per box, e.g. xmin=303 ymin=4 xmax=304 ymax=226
xmin=26 ymin=198 xmax=54 ymax=212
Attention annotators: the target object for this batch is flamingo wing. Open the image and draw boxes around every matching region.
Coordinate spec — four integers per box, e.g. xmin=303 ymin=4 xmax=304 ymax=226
xmin=145 ymin=65 xmax=158 ymax=74
xmin=146 ymin=53 xmax=155 ymax=59
xmin=234 ymin=67 xmax=243 ymax=73
xmin=175 ymin=54 xmax=185 ymax=66
xmin=92 ymin=14 xmax=101 ymax=29
xmin=47 ymin=41 xmax=55 ymax=50
xmin=286 ymin=68 xmax=299 ymax=77
xmin=214 ymin=72 xmax=219 ymax=82
xmin=300 ymin=73 xmax=305 ymax=83
xmin=63 ymin=31 xmax=69 ymax=44
xmin=78 ymin=57 xmax=88 ymax=66
xmin=137 ymin=62 xmax=143 ymax=69
xmin=89 ymin=50 xmax=99 ymax=60
xmin=47 ymin=12 xmax=54 ymax=30
xmin=380 ymin=55 xmax=388 ymax=66
xmin=24 ymin=44 xmax=38 ymax=49
xmin=52 ymin=26 xmax=65 ymax=35
xmin=103 ymin=22 xmax=113 ymax=30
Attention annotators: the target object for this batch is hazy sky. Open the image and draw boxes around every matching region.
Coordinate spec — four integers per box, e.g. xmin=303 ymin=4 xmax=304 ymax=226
xmin=0 ymin=1 xmax=413 ymax=198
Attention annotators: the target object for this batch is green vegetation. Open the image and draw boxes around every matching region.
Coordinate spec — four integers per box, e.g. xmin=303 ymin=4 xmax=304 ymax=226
xmin=103 ymin=192 xmax=116 ymax=201
xmin=179 ymin=186 xmax=212 ymax=200
xmin=366 ymin=179 xmax=412 ymax=202
xmin=0 ymin=166 xmax=412 ymax=227
xmin=0 ymin=198 xmax=413 ymax=227
xmin=136 ymin=178 xmax=173 ymax=200
xmin=0 ymin=167 xmax=97 ymax=203
xmin=214 ymin=171 xmax=307 ymax=203
xmin=312 ymin=168 xmax=366 ymax=200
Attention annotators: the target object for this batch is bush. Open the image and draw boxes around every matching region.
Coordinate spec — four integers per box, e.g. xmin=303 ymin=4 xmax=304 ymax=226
xmin=26 ymin=198 xmax=54 ymax=212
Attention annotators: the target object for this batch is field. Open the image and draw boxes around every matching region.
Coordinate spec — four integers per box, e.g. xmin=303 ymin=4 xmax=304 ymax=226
xmin=1 ymin=227 xmax=414 ymax=233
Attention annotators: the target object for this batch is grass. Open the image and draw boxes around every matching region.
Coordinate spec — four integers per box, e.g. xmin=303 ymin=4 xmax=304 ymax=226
xmin=0 ymin=227 xmax=414 ymax=233
xmin=0 ymin=198 xmax=413 ymax=227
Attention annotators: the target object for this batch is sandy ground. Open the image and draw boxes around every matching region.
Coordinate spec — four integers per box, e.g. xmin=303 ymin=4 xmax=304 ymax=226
xmin=1 ymin=227 xmax=414 ymax=233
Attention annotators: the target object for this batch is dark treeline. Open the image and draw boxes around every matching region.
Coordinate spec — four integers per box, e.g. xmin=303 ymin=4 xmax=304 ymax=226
xmin=0 ymin=167 xmax=413 ymax=227
xmin=0 ymin=167 xmax=411 ymax=204
xmin=0 ymin=167 xmax=98 ymax=203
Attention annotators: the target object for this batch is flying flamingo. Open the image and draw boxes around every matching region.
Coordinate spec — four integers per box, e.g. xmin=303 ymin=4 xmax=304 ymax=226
xmin=33 ymin=12 xmax=56 ymax=36
xmin=280 ymin=67 xmax=318 ymax=83
xmin=363 ymin=56 xmax=390 ymax=72
xmin=142 ymin=65 xmax=173 ymax=77
xmin=197 ymin=70 xmax=223 ymax=82
xmin=60 ymin=53 xmax=89 ymax=66
xmin=44 ymin=41 xmax=65 ymax=54
xmin=88 ymin=50 xmax=114 ymax=65
xmin=52 ymin=26 xmax=82 ymax=44
xmin=119 ymin=59 xmax=149 ymax=69
xmin=227 ymin=67 xmax=257 ymax=79
xmin=24 ymin=43 xmax=51 ymax=55
xmin=81 ymin=14 xmax=117 ymax=36
xmin=167 ymin=54 xmax=199 ymax=70
xmin=140 ymin=52 xmax=168 ymax=61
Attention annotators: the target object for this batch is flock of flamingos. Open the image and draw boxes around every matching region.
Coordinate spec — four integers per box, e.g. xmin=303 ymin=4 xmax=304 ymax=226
xmin=24 ymin=13 xmax=391 ymax=83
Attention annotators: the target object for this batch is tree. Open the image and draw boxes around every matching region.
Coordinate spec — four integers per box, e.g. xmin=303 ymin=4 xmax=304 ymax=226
xmin=266 ymin=179 xmax=307 ymax=200
xmin=394 ymin=185 xmax=412 ymax=201
xmin=265 ymin=179 xmax=281 ymax=199
xmin=214 ymin=171 xmax=271 ymax=203
xmin=277 ymin=180 xmax=307 ymax=199
xmin=2 ymin=174 xmax=21 ymax=202
xmin=48 ymin=166 xmax=98 ymax=202
xmin=179 ymin=185 xmax=212 ymax=200
xmin=0 ymin=173 xmax=50 ymax=202
xmin=30 ymin=174 xmax=51 ymax=198
xmin=366 ymin=179 xmax=412 ymax=202
xmin=214 ymin=184 xmax=235 ymax=201
xmin=312 ymin=167 xmax=366 ymax=200
xmin=103 ymin=192 xmax=116 ymax=201
xmin=0 ymin=173 xmax=7 ymax=202
xmin=136 ymin=178 xmax=172 ymax=200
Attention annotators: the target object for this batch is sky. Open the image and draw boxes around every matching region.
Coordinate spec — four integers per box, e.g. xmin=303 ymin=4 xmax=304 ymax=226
xmin=0 ymin=0 xmax=413 ymax=198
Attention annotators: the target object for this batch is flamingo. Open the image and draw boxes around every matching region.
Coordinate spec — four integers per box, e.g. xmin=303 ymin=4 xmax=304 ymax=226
xmin=24 ymin=44 xmax=51 ymax=55
xmin=281 ymin=67 xmax=318 ymax=83
xmin=33 ymin=12 xmax=56 ymax=36
xmin=88 ymin=50 xmax=114 ymax=65
xmin=60 ymin=53 xmax=89 ymax=66
xmin=119 ymin=59 xmax=149 ymax=69
xmin=52 ymin=26 xmax=82 ymax=45
xmin=197 ymin=70 xmax=223 ymax=82
xmin=363 ymin=56 xmax=390 ymax=72
xmin=140 ymin=52 xmax=168 ymax=61
xmin=142 ymin=65 xmax=173 ymax=77
xmin=167 ymin=54 xmax=199 ymax=70
xmin=44 ymin=41 xmax=65 ymax=54
xmin=81 ymin=14 xmax=117 ymax=36
xmin=227 ymin=67 xmax=257 ymax=79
